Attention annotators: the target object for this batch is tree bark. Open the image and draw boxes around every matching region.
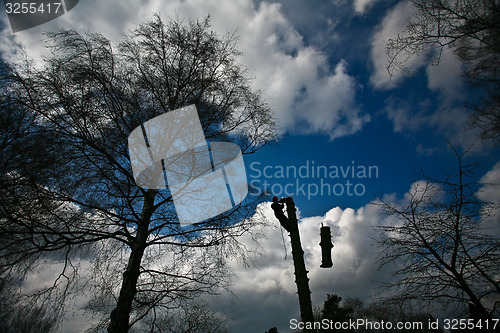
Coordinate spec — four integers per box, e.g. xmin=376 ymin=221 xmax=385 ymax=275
xmin=284 ymin=197 xmax=316 ymax=333
xmin=107 ymin=190 xmax=156 ymax=333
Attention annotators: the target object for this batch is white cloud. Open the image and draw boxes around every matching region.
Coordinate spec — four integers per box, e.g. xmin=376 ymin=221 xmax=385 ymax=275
xmin=478 ymin=162 xmax=500 ymax=234
xmin=426 ymin=47 xmax=464 ymax=103
xmin=382 ymin=94 xmax=485 ymax=155
xmin=217 ymin=200 xmax=391 ymax=332
xmin=354 ymin=0 xmax=380 ymax=14
xmin=0 ymin=0 xmax=368 ymax=140
xmin=371 ymin=2 xmax=485 ymax=154
xmin=383 ymin=96 xmax=428 ymax=133
xmin=370 ymin=2 xmax=464 ymax=98
xmin=479 ymin=162 xmax=500 ymax=204
xmin=214 ymin=1 xmax=368 ymax=139
xmin=370 ymin=1 xmax=427 ymax=89
xmin=404 ymin=180 xmax=444 ymax=203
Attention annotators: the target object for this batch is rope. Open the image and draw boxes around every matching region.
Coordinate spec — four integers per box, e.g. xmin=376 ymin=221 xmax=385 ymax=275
xmin=280 ymin=223 xmax=288 ymax=260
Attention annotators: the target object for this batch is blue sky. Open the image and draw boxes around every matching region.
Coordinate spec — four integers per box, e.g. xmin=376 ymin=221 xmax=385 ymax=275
xmin=1 ymin=0 xmax=499 ymax=332
xmin=240 ymin=0 xmax=500 ymax=217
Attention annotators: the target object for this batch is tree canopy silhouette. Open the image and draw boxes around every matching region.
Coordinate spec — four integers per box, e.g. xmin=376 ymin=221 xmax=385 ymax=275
xmin=0 ymin=15 xmax=276 ymax=332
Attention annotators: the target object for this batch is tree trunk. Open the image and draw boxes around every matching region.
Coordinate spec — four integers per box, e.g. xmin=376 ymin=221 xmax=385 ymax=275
xmin=107 ymin=190 xmax=156 ymax=333
xmin=285 ymin=197 xmax=316 ymax=333
xmin=454 ymin=274 xmax=492 ymax=321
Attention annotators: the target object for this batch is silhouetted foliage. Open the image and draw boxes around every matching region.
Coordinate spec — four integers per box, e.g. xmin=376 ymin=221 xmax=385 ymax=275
xmin=265 ymin=327 xmax=279 ymax=333
xmin=321 ymin=294 xmax=354 ymax=329
xmin=316 ymin=293 xmax=443 ymax=332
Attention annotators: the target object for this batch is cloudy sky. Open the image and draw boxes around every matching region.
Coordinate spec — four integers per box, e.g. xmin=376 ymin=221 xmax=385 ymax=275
xmin=1 ymin=0 xmax=500 ymax=332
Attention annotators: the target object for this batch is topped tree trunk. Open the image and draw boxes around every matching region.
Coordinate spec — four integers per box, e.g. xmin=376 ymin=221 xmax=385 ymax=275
xmin=272 ymin=196 xmax=316 ymax=332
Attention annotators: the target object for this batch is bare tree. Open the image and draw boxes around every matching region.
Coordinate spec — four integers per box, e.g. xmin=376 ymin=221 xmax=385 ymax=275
xmin=386 ymin=0 xmax=500 ymax=142
xmin=376 ymin=147 xmax=500 ymax=320
xmin=136 ymin=298 xmax=230 ymax=333
xmin=0 ymin=15 xmax=276 ymax=332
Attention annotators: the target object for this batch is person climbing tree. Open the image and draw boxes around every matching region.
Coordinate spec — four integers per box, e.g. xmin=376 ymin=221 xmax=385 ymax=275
xmin=271 ymin=196 xmax=292 ymax=232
